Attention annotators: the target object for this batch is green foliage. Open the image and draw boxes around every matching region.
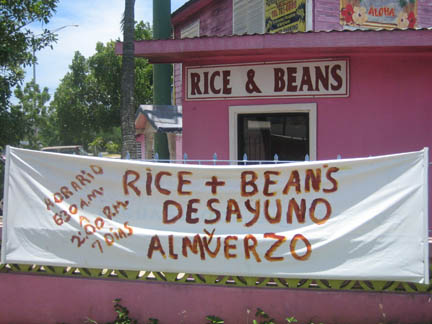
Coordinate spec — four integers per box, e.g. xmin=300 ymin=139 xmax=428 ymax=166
xmin=0 ymin=101 xmax=26 ymax=147
xmin=12 ymin=81 xmax=52 ymax=148
xmin=48 ymin=21 xmax=152 ymax=149
xmin=206 ymin=315 xmax=224 ymax=324
xmin=88 ymin=136 xmax=105 ymax=155
xmin=205 ymin=308 xmax=312 ymax=324
xmin=146 ymin=319 xmax=159 ymax=324
xmin=106 ymin=299 xmax=138 ymax=324
xmin=85 ymin=298 xmax=157 ymax=324
xmin=50 ymin=51 xmax=94 ymax=147
xmin=106 ymin=141 xmax=120 ymax=154
xmin=0 ymin=0 xmax=58 ymax=148
xmin=82 ymin=302 xmax=322 ymax=324
xmin=253 ymin=308 xmax=276 ymax=324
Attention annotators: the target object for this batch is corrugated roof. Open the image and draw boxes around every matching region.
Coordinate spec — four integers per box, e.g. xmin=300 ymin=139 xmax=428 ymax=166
xmin=177 ymin=26 xmax=432 ymax=39
xmin=136 ymin=105 xmax=182 ymax=133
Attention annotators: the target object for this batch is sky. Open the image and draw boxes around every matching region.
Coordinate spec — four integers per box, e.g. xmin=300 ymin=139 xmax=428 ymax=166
xmin=23 ymin=0 xmax=189 ymax=100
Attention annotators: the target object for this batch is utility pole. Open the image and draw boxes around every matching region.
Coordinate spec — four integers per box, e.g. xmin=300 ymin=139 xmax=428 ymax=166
xmin=153 ymin=0 xmax=171 ymax=159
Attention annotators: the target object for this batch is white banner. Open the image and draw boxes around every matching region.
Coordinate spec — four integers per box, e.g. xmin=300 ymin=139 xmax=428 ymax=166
xmin=1 ymin=147 xmax=429 ymax=283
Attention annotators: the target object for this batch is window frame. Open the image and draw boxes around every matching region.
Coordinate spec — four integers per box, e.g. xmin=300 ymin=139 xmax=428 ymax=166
xmin=228 ymin=103 xmax=317 ymax=161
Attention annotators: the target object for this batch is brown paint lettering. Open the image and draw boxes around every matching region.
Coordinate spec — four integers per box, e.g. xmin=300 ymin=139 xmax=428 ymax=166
xmin=178 ymin=171 xmax=192 ymax=195
xmin=222 ymin=70 xmax=232 ymax=94
xmin=264 ymin=170 xmax=280 ymax=196
xmin=264 ymin=233 xmax=286 ymax=262
xmin=283 ymin=170 xmax=301 ymax=194
xmin=226 ymin=199 xmax=242 ymax=223
xmin=163 ymin=200 xmax=182 ymax=224
xmin=287 ymin=198 xmax=306 ymax=224
xmin=210 ymin=71 xmax=221 ymax=94
xmin=324 ymin=167 xmax=339 ymax=193
xmin=241 ymin=171 xmax=258 ymax=197
xmin=147 ymin=235 xmax=166 ymax=259
xmin=203 ymin=236 xmax=221 ymax=258
xmin=330 ymin=64 xmax=343 ymax=90
xmin=305 ymin=168 xmax=321 ymax=193
xmin=205 ymin=176 xmax=225 ymax=195
xmin=244 ymin=234 xmax=262 ymax=262
xmin=71 ymin=181 xmax=82 ymax=191
xmin=315 ymin=65 xmax=329 ymax=91
xmin=309 ymin=198 xmax=332 ymax=225
xmin=60 ymin=186 xmax=73 ymax=199
xmin=76 ymin=175 xmax=91 ymax=186
xmin=123 ymin=170 xmax=141 ymax=196
xmin=90 ymin=164 xmax=103 ymax=175
xmin=244 ymin=199 xmax=260 ymax=227
xmin=146 ymin=169 xmax=152 ymax=195
xmin=155 ymin=171 xmax=171 ymax=195
xmin=54 ymin=192 xmax=63 ymax=203
xmin=274 ymin=68 xmax=285 ymax=92
xmin=168 ymin=234 xmax=178 ymax=259
xmin=290 ymin=234 xmax=312 ymax=261
xmin=299 ymin=67 xmax=313 ymax=91
xmin=191 ymin=72 xmax=202 ymax=95
xmin=186 ymin=198 xmax=200 ymax=224
xmin=45 ymin=198 xmax=55 ymax=211
xmin=182 ymin=235 xmax=205 ymax=260
xmin=264 ymin=199 xmax=281 ymax=224
xmin=287 ymin=67 xmax=297 ymax=92
xmin=203 ymin=71 xmax=209 ymax=94
xmin=224 ymin=235 xmax=238 ymax=259
xmin=205 ymin=198 xmax=221 ymax=224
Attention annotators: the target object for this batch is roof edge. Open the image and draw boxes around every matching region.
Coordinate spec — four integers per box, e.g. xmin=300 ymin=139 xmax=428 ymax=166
xmin=116 ymin=29 xmax=432 ymax=63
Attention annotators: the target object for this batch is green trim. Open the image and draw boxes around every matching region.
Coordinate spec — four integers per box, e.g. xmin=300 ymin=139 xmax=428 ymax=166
xmin=1 ymin=262 xmax=431 ymax=293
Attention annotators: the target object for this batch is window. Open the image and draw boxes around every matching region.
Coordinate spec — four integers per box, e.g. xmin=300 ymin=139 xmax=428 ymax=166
xmin=229 ymin=103 xmax=316 ymax=162
xmin=180 ymin=19 xmax=200 ymax=39
xmin=233 ymin=0 xmax=264 ymax=35
xmin=233 ymin=0 xmax=313 ymax=35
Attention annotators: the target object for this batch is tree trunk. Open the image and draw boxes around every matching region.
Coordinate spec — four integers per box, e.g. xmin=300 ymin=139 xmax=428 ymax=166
xmin=120 ymin=0 xmax=138 ymax=159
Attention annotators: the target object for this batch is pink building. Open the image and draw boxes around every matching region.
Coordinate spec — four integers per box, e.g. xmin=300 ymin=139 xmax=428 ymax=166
xmin=1 ymin=2 xmax=431 ymax=323
xmin=128 ymin=0 xmax=432 ymax=229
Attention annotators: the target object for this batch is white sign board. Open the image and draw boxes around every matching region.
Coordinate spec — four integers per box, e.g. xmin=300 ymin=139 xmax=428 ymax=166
xmin=186 ymin=59 xmax=349 ymax=100
xmin=1 ymin=147 xmax=429 ymax=283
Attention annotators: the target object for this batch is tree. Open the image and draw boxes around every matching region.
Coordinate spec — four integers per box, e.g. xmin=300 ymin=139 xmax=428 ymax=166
xmin=50 ymin=51 xmax=94 ymax=146
xmin=12 ymin=81 xmax=51 ymax=148
xmin=120 ymin=0 xmax=137 ymax=159
xmin=87 ymin=23 xmax=152 ymax=133
xmin=0 ymin=0 xmax=58 ymax=148
xmin=48 ymin=22 xmax=153 ymax=152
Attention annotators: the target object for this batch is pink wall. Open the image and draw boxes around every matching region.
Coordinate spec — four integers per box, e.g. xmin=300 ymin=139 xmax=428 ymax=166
xmin=181 ymin=52 xmax=432 ymax=226
xmin=173 ymin=0 xmax=432 ymax=105
xmin=1 ymin=273 xmax=431 ymax=324
xmin=182 ymin=53 xmax=432 ymax=159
